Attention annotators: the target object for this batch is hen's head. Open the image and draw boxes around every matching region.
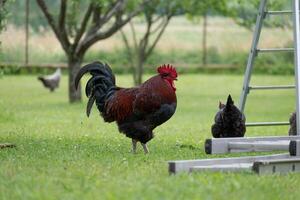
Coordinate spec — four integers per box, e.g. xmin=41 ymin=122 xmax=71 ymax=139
xmin=157 ymin=64 xmax=178 ymax=91
xmin=219 ymin=101 xmax=225 ymax=109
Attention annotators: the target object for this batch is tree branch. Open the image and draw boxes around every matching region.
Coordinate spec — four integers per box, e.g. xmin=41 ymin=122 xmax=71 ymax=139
xmin=120 ymin=28 xmax=138 ymax=83
xmin=139 ymin=15 xmax=152 ymax=56
xmin=100 ymin=0 xmax=125 ymax=26
xmin=58 ymin=0 xmax=70 ymax=50
xmin=36 ymin=0 xmax=70 ymax=52
xmin=58 ymin=0 xmax=67 ymax=31
xmin=0 ymin=0 xmax=7 ymax=7
xmin=129 ymin=21 xmax=139 ymax=52
xmin=85 ymin=0 xmax=123 ymax=39
xmin=149 ymin=16 xmax=166 ymax=35
xmin=36 ymin=0 xmax=60 ymax=39
xmin=120 ymin=29 xmax=134 ymax=65
xmin=120 ymin=29 xmax=132 ymax=55
xmin=73 ymin=3 xmax=93 ymax=49
xmin=145 ymin=16 xmax=171 ymax=58
xmin=92 ymin=3 xmax=101 ymax=27
xmin=76 ymin=0 xmax=150 ymax=56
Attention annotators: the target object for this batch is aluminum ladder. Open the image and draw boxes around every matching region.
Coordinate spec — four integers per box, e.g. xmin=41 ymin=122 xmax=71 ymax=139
xmin=167 ymin=1 xmax=300 ymax=175
xmin=240 ymin=0 xmax=300 ymax=134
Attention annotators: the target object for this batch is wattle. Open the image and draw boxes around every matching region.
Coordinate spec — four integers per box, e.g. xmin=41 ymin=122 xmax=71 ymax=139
xmin=165 ymin=79 xmax=176 ymax=91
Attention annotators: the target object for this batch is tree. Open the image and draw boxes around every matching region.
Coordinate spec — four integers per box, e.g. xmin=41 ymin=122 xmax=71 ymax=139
xmin=0 ymin=0 xmax=16 ymax=149
xmin=183 ymin=0 xmax=289 ymax=67
xmin=183 ymin=0 xmax=228 ymax=67
xmin=36 ymin=0 xmax=149 ymax=102
xmin=227 ymin=0 xmax=290 ymax=29
xmin=120 ymin=0 xmax=182 ymax=85
xmin=0 ymin=0 xmax=8 ymax=34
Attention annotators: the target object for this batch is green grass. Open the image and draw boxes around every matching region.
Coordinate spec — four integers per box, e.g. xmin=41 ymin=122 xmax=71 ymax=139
xmin=0 ymin=74 xmax=299 ymax=200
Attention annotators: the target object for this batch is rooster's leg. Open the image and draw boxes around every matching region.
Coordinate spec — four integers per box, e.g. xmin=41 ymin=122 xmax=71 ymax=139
xmin=132 ymin=139 xmax=137 ymax=153
xmin=141 ymin=143 xmax=149 ymax=154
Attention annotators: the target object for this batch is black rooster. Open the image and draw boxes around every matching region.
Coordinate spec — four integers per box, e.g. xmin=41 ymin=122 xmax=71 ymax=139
xmin=38 ymin=68 xmax=61 ymax=92
xmin=211 ymin=95 xmax=246 ymax=138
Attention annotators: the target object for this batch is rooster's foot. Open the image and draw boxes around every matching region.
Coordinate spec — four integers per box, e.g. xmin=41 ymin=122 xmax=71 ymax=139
xmin=142 ymin=143 xmax=149 ymax=154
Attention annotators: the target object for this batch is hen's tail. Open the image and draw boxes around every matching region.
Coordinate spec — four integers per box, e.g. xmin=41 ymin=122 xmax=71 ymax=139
xmin=225 ymin=94 xmax=234 ymax=109
xmin=75 ymin=61 xmax=116 ymax=117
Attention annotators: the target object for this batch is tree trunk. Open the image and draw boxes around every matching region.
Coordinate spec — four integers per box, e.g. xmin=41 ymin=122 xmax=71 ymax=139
xmin=68 ymin=57 xmax=82 ymax=103
xmin=25 ymin=0 xmax=29 ymax=66
xmin=133 ymin=65 xmax=138 ymax=85
xmin=202 ymin=12 xmax=207 ymax=66
xmin=135 ymin=55 xmax=144 ymax=85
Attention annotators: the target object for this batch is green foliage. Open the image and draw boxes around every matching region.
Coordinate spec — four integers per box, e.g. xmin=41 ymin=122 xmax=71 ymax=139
xmin=4 ymin=0 xmax=292 ymax=32
xmin=0 ymin=74 xmax=298 ymax=199
xmin=182 ymin=0 xmax=227 ymax=16
xmin=228 ymin=0 xmax=291 ymax=29
xmin=183 ymin=0 xmax=291 ymax=29
xmin=6 ymin=0 xmax=54 ymax=31
xmin=0 ymin=0 xmax=9 ymax=31
xmin=5 ymin=0 xmax=144 ymax=33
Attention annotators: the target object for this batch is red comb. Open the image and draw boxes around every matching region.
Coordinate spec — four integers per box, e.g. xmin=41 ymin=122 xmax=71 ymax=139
xmin=157 ymin=64 xmax=177 ymax=77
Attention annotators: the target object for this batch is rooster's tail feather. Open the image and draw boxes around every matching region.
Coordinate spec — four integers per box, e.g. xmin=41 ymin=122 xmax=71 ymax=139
xmin=75 ymin=61 xmax=116 ymax=116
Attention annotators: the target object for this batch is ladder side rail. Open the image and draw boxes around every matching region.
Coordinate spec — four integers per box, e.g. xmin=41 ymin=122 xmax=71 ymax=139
xmin=293 ymin=0 xmax=300 ymax=135
xmin=239 ymin=0 xmax=268 ymax=112
xmin=266 ymin=10 xmax=292 ymax=15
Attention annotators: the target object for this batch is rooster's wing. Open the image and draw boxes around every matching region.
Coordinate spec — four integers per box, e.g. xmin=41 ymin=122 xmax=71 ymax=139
xmin=104 ymin=88 xmax=137 ymax=122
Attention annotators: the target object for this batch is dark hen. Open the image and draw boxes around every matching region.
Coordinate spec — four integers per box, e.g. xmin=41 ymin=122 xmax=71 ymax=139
xmin=38 ymin=68 xmax=61 ymax=92
xmin=75 ymin=61 xmax=177 ymax=153
xmin=211 ymin=95 xmax=246 ymax=138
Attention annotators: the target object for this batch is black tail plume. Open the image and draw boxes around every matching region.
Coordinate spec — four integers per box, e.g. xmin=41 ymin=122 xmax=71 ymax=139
xmin=75 ymin=61 xmax=116 ymax=117
xmin=75 ymin=61 xmax=115 ymax=89
xmin=226 ymin=94 xmax=234 ymax=108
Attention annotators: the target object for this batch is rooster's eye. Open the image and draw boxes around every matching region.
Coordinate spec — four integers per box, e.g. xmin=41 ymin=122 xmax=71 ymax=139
xmin=162 ymin=73 xmax=168 ymax=77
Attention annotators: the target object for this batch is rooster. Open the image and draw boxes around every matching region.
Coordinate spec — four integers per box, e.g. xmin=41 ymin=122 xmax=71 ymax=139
xmin=75 ymin=61 xmax=177 ymax=153
xmin=211 ymin=95 xmax=246 ymax=138
xmin=38 ymin=68 xmax=61 ymax=92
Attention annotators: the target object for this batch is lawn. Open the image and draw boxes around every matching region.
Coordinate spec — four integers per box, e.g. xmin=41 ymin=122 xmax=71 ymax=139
xmin=0 ymin=74 xmax=299 ymax=200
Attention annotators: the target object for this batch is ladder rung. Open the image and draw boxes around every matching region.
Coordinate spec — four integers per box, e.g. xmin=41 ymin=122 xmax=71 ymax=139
xmin=246 ymin=122 xmax=290 ymax=126
xmin=257 ymin=48 xmax=294 ymax=52
xmin=265 ymin=10 xmax=293 ymax=15
xmin=249 ymin=85 xmax=295 ymax=90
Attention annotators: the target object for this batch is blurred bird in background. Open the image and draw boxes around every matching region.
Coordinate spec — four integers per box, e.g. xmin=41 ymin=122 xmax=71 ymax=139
xmin=211 ymin=95 xmax=246 ymax=138
xmin=38 ymin=68 xmax=61 ymax=92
